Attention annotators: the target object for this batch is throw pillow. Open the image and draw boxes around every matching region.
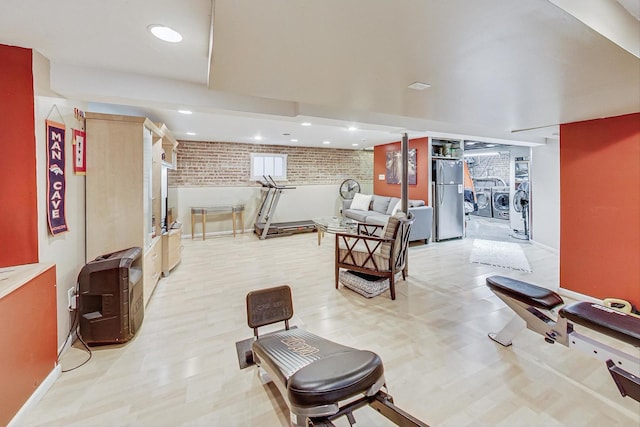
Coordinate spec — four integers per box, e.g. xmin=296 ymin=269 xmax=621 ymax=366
xmin=349 ymin=193 xmax=372 ymax=211
xmin=386 ymin=197 xmax=401 ymax=215
xmin=371 ymin=196 xmax=391 ymax=214
xmin=390 ymin=201 xmax=401 ymax=216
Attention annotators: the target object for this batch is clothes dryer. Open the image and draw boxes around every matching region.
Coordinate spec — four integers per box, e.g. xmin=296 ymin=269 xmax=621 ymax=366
xmin=491 ymin=186 xmax=510 ymax=220
xmin=473 ymin=186 xmax=493 ymax=217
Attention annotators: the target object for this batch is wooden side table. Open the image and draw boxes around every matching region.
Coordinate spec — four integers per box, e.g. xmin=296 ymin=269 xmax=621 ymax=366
xmin=190 ymin=205 xmax=245 ymax=240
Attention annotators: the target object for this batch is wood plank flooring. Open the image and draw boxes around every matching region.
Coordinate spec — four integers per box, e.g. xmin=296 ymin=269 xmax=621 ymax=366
xmin=22 ymin=233 xmax=640 ymax=426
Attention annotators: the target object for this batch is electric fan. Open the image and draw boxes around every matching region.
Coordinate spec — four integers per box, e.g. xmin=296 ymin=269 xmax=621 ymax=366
xmin=512 ymin=181 xmax=530 ymax=240
xmin=339 ymin=179 xmax=361 ymax=199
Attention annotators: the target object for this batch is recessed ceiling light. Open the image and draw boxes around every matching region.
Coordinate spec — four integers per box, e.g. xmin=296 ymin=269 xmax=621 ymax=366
xmin=178 ymin=109 xmax=192 ymax=115
xmin=148 ymin=25 xmax=183 ymax=43
xmin=254 ymin=135 xmax=263 ymax=141
xmin=348 ymin=126 xmax=358 ymax=131
xmin=301 ymin=122 xmax=312 ymax=126
xmin=322 ymin=141 xmax=331 ymax=145
xmin=352 ymin=143 xmax=359 ymax=146
xmin=485 ymin=144 xmax=496 ymax=147
xmin=407 ymin=81 xmax=431 ymax=90
xmin=186 ymin=132 xmax=196 ymax=136
xmin=466 ymin=142 xmax=476 ymax=145
xmin=290 ymin=138 xmax=298 ymax=142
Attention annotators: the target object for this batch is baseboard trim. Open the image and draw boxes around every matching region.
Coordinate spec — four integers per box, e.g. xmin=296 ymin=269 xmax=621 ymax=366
xmin=190 ymin=229 xmax=250 ymax=239
xmin=530 ymin=239 xmax=559 ymax=254
xmin=8 ymin=364 xmax=61 ymax=427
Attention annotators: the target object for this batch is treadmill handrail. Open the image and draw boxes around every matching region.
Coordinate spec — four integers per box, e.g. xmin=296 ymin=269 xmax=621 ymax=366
xmin=267 ymin=175 xmax=296 ymax=190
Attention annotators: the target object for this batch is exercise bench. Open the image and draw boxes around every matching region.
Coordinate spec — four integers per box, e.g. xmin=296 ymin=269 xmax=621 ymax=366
xmin=486 ymin=275 xmax=640 ymax=402
xmin=244 ymin=285 xmax=429 ymax=427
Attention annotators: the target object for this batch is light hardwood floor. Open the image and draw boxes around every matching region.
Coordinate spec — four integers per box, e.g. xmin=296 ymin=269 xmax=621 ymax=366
xmin=22 ymin=232 xmax=639 ymax=426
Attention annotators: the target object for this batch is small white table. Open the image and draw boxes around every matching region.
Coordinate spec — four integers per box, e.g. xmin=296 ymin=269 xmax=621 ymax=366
xmin=190 ymin=205 xmax=245 ymax=240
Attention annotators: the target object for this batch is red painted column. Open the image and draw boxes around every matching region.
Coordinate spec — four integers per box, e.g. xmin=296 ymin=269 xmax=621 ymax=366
xmin=560 ymin=113 xmax=640 ymax=307
xmin=0 ymin=44 xmax=38 ymax=267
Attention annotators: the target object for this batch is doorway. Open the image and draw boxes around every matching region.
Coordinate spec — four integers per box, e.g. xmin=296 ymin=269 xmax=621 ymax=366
xmin=463 ymin=141 xmax=531 ymax=242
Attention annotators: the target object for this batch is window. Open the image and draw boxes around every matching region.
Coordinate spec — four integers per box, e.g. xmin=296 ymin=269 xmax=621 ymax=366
xmin=251 ymin=153 xmax=287 ymax=180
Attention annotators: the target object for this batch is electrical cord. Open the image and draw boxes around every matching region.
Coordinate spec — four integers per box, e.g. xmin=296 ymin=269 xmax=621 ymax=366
xmin=56 ymin=283 xmax=92 ymax=373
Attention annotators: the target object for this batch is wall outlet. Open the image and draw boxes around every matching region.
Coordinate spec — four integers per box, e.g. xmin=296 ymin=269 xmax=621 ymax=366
xmin=67 ymin=287 xmax=77 ymax=311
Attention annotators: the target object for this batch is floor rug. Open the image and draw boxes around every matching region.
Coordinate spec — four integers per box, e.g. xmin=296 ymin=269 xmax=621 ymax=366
xmin=470 ymin=239 xmax=532 ymax=272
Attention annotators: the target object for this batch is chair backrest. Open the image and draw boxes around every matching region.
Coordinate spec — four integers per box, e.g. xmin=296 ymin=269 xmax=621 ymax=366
xmin=379 ymin=213 xmax=404 ymax=259
xmin=392 ymin=215 xmax=414 ymax=271
xmin=246 ymin=285 xmax=294 ymax=337
xmin=380 ymin=213 xmax=413 ymax=261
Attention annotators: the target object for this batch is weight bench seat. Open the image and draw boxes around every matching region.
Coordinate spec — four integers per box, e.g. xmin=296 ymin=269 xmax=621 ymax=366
xmin=560 ymin=302 xmax=640 ymax=348
xmin=486 ymin=275 xmax=564 ymax=310
xmin=251 ymin=328 xmax=385 ymax=408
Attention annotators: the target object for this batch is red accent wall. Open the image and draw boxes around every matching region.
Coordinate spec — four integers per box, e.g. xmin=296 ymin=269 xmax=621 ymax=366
xmin=0 ymin=265 xmax=57 ymax=426
xmin=0 ymin=44 xmax=38 ymax=267
xmin=373 ymin=137 xmax=430 ymax=203
xmin=560 ymin=113 xmax=640 ymax=308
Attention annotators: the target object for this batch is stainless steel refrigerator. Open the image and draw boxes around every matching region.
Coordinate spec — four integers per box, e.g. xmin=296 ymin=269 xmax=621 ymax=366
xmin=433 ymin=159 xmax=464 ymax=241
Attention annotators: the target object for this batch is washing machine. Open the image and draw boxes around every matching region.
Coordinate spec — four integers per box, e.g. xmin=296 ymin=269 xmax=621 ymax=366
xmin=491 ymin=186 xmax=510 ymax=220
xmin=473 ymin=186 xmax=493 ymax=217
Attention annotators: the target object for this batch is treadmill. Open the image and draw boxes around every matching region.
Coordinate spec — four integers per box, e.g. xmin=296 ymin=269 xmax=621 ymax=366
xmin=254 ymin=176 xmax=316 ymax=240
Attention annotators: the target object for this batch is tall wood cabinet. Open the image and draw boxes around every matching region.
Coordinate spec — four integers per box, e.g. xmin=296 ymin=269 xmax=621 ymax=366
xmin=85 ymin=112 xmax=176 ymax=306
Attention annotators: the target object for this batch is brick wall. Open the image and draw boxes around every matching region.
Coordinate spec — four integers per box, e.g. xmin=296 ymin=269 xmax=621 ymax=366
xmin=466 ymin=153 xmax=510 ymax=185
xmin=169 ymin=141 xmax=373 ymax=187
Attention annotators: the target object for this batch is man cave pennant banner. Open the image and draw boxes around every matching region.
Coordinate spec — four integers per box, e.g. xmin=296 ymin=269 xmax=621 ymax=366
xmin=46 ymin=120 xmax=69 ymax=235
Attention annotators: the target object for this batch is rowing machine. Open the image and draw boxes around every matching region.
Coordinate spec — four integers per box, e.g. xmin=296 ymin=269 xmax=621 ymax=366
xmin=486 ymin=275 xmax=640 ymax=402
xmin=244 ymin=285 xmax=429 ymax=427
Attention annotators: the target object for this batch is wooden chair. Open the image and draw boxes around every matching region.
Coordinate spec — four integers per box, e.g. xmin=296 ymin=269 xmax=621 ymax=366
xmin=335 ymin=214 xmax=414 ymax=300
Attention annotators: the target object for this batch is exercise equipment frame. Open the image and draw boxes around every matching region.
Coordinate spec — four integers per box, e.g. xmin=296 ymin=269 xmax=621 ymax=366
xmin=486 ymin=275 xmax=640 ymax=402
xmin=254 ymin=175 xmax=316 ymax=240
xmin=244 ymin=285 xmax=429 ymax=427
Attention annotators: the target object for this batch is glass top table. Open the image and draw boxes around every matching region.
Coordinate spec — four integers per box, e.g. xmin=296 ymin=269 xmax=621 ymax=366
xmin=312 ymin=216 xmax=358 ymax=246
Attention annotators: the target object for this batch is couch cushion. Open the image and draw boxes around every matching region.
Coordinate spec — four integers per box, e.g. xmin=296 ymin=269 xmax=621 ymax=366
xmin=350 ymin=193 xmax=372 ymax=211
xmin=386 ymin=198 xmax=401 ymax=215
xmin=343 ymin=209 xmax=369 ymax=222
xmin=364 ymin=212 xmax=388 ymax=227
xmin=371 ymin=196 xmax=391 ymax=214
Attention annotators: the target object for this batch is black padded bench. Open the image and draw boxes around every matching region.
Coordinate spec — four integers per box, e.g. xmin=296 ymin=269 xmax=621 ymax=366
xmin=560 ymin=302 xmax=640 ymax=348
xmin=486 ymin=275 xmax=563 ymax=310
xmin=251 ymin=328 xmax=384 ymax=410
xmin=245 ymin=285 xmax=428 ymax=427
xmin=486 ymin=275 xmax=640 ymax=403
xmin=487 ymin=275 xmax=640 ymax=347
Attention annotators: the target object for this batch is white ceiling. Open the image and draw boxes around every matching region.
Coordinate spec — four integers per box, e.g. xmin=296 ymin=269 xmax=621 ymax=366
xmin=0 ymin=0 xmax=638 ymax=150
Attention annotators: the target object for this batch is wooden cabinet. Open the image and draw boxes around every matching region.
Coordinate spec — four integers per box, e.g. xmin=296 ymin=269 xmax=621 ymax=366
xmin=159 ymin=123 xmax=179 ymax=169
xmin=162 ymin=228 xmax=182 ymax=276
xmin=143 ymin=237 xmax=162 ymax=305
xmin=85 ymin=112 xmax=176 ymax=306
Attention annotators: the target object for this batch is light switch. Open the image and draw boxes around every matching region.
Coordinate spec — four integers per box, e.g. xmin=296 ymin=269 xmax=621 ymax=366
xmin=378 ymin=174 xmax=385 ymax=180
